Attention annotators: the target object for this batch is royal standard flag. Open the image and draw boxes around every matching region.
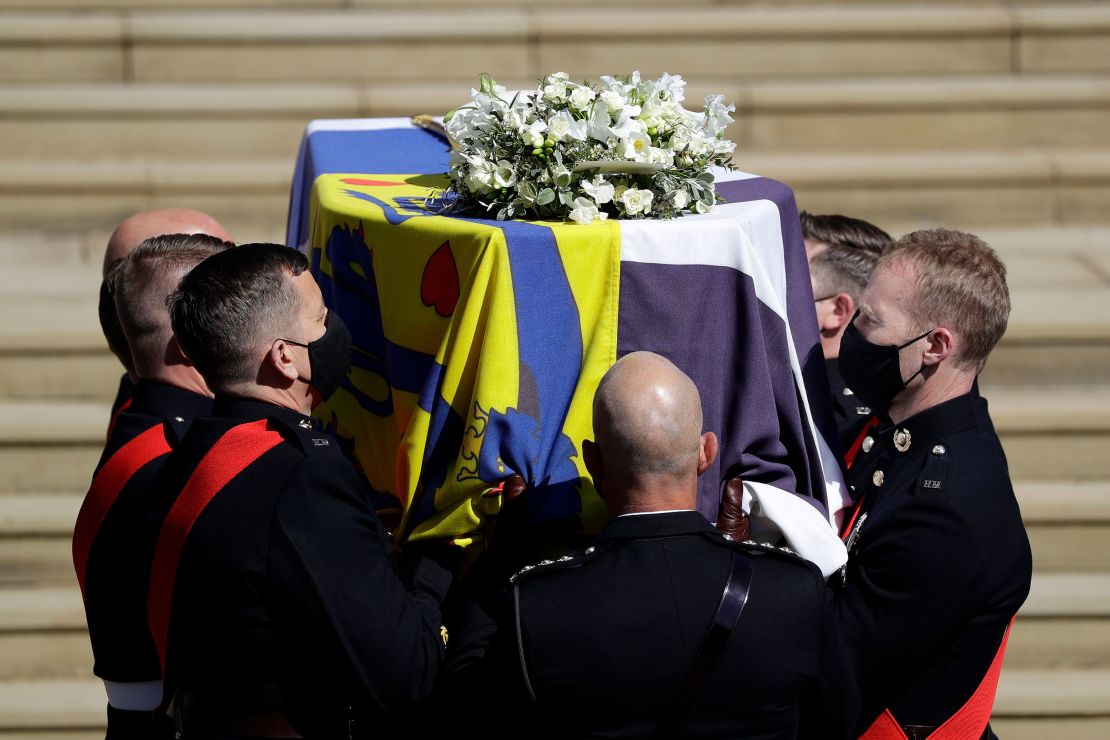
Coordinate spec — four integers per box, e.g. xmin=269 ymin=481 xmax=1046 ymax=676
xmin=288 ymin=119 xmax=847 ymax=576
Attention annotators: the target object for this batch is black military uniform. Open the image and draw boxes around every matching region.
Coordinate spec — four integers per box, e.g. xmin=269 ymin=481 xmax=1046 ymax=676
xmin=74 ymin=381 xmax=212 ymax=739
xmin=108 ymin=377 xmax=138 ymax=428
xmin=445 ymin=511 xmax=855 ymax=739
xmin=148 ymin=397 xmax=451 ymax=739
xmin=826 ymin=358 xmax=875 ymax=460
xmin=836 ymin=391 xmax=1032 ymax=735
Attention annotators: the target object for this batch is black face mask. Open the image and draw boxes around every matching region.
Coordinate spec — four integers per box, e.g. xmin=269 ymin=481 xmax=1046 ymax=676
xmin=838 ymin=311 xmax=933 ymax=414
xmin=281 ymin=312 xmax=352 ymax=401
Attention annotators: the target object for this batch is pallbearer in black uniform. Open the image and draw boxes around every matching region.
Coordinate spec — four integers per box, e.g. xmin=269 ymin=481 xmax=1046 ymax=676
xmin=150 ymin=244 xmax=452 ymax=739
xmin=446 ymin=352 xmax=855 ymax=739
xmin=800 ymin=212 xmax=892 ymax=464
xmin=98 ymin=208 xmax=234 ymax=428
xmin=74 ymin=234 xmax=232 ymax=739
xmin=834 ymin=229 xmax=1033 ymax=739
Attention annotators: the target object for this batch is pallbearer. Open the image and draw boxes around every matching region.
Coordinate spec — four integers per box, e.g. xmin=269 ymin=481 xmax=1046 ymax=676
xmin=74 ymin=234 xmax=232 ymax=739
xmin=149 ymin=244 xmax=452 ymax=739
xmin=834 ymin=229 xmax=1033 ymax=739
xmin=98 ymin=208 xmax=233 ymax=427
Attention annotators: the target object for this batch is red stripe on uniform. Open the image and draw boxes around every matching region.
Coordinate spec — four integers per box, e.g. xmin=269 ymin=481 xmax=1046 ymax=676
xmin=844 ymin=416 xmax=878 ymax=471
xmin=859 ymin=620 xmax=1015 ymax=740
xmin=147 ymin=420 xmax=284 ymax=678
xmin=105 ymin=397 xmax=134 ymax=441
xmin=73 ymin=423 xmax=171 ymax=599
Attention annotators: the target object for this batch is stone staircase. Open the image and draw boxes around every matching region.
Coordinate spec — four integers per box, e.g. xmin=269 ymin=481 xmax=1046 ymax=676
xmin=1 ymin=0 xmax=1109 ymax=737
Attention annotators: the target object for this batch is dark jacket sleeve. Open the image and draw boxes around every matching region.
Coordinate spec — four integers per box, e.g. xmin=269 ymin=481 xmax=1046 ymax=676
xmin=270 ymin=455 xmax=450 ymax=717
xmin=834 ymin=497 xmax=983 ymax=725
xmin=800 ymin=571 xmax=858 ymax=740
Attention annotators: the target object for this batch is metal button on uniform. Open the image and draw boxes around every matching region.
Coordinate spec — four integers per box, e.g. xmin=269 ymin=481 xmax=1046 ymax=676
xmin=932 ymin=444 xmax=946 ymax=456
xmin=174 ymin=416 xmax=184 ymax=423
xmin=862 ymin=436 xmax=874 ymax=453
xmin=873 ymin=470 xmax=885 ymax=487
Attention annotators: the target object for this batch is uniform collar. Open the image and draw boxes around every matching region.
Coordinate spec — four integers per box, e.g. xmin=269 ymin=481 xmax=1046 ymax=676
xmin=596 ymin=510 xmax=716 ymax=541
xmin=212 ymin=395 xmax=316 ymax=430
xmin=880 ymin=392 xmax=978 ymax=449
xmin=129 ymin=380 xmax=213 ymax=421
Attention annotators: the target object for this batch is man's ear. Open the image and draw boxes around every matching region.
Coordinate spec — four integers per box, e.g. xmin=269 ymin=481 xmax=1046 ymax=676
xmin=269 ymin=339 xmax=301 ymax=382
xmin=582 ymin=438 xmax=603 ymax=492
xmin=166 ymin=334 xmax=190 ymax=367
xmin=826 ymin=293 xmax=856 ymax=332
xmin=922 ymin=327 xmax=954 ymax=367
xmin=697 ymin=431 xmax=718 ymax=477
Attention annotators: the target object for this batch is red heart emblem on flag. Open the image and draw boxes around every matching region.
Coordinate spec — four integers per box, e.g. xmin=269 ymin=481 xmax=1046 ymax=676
xmin=421 ymin=242 xmax=459 ymax=318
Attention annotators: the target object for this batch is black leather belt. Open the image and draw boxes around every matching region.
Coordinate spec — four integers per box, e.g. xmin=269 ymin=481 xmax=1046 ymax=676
xmin=656 ymin=550 xmax=755 ymax=736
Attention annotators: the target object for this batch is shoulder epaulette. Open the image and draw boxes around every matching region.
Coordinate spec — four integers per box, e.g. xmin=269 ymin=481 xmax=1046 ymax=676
xmin=267 ymin=415 xmax=334 ymax=455
xmin=731 ymin=537 xmax=804 ymax=562
xmin=509 ymin=543 xmax=608 ymax=585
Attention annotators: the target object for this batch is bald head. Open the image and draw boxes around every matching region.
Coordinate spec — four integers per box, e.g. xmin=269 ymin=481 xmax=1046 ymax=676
xmin=104 ymin=208 xmax=233 ymax=276
xmin=591 ymin=352 xmax=714 ymax=512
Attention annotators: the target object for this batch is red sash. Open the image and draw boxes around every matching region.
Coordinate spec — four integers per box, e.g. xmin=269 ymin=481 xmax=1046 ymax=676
xmin=73 ymin=423 xmax=171 ymax=600
xmin=844 ymin=416 xmax=879 ymax=470
xmin=147 ymin=420 xmax=284 ymax=675
xmin=859 ymin=620 xmax=1015 ymax=740
xmin=105 ymin=397 xmax=134 ymax=441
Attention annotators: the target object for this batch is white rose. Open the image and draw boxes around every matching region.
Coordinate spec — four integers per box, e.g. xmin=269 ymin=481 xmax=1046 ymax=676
xmin=686 ymin=135 xmax=711 ymax=157
xmin=494 ymin=160 xmax=517 ymax=189
xmin=582 ymin=176 xmax=615 ymax=205
xmin=543 ymin=82 xmax=567 ymax=102
xmin=670 ymin=190 xmax=690 ymax=209
xmin=695 ymin=200 xmax=711 ymax=214
xmin=568 ymin=86 xmax=596 ymax=111
xmin=620 ymin=188 xmax=654 ymax=216
xmin=569 ymin=197 xmax=608 ymax=225
xmin=548 ymin=71 xmax=570 ymax=82
xmin=649 ymin=147 xmax=675 ymax=167
xmin=599 ymin=90 xmax=626 ymax=113
xmin=547 ymin=111 xmax=573 ymax=141
xmin=465 ymin=164 xmax=494 ymax=193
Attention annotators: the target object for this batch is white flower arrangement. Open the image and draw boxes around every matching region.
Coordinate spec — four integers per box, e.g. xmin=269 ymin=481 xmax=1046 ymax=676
xmin=442 ymin=72 xmax=737 ymax=224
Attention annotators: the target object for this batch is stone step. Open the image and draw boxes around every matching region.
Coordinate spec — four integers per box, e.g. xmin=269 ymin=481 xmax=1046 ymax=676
xmin=992 ymin=669 xmax=1110 ymax=738
xmin=1009 ymin=573 xmax=1110 ymax=669
xmin=0 ymin=665 xmax=1106 ymax=737
xmin=987 ymin=386 xmax=1110 ymax=481
xmin=745 ymin=148 xmax=1110 ymax=228
xmin=0 ymin=679 xmax=105 ymax=738
xmin=0 ymin=587 xmax=89 ymax=682
xmin=0 ymin=477 xmax=1104 ymax=587
xmin=3 ymin=148 xmax=1110 ymax=232
xmin=0 ymin=404 xmax=107 ymax=493
xmin=0 ymin=563 xmax=1106 ymax=680
xmin=2 ymin=5 xmax=1108 ymax=83
xmin=0 ymin=0 xmax=1019 ymax=9
xmin=2 ymin=585 xmax=1110 ymax=732
xmin=2 ymin=74 xmax=1109 ymax=160
xmin=1018 ymin=481 xmax=1110 ymax=572
xmin=0 ymin=495 xmax=81 ymax=586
